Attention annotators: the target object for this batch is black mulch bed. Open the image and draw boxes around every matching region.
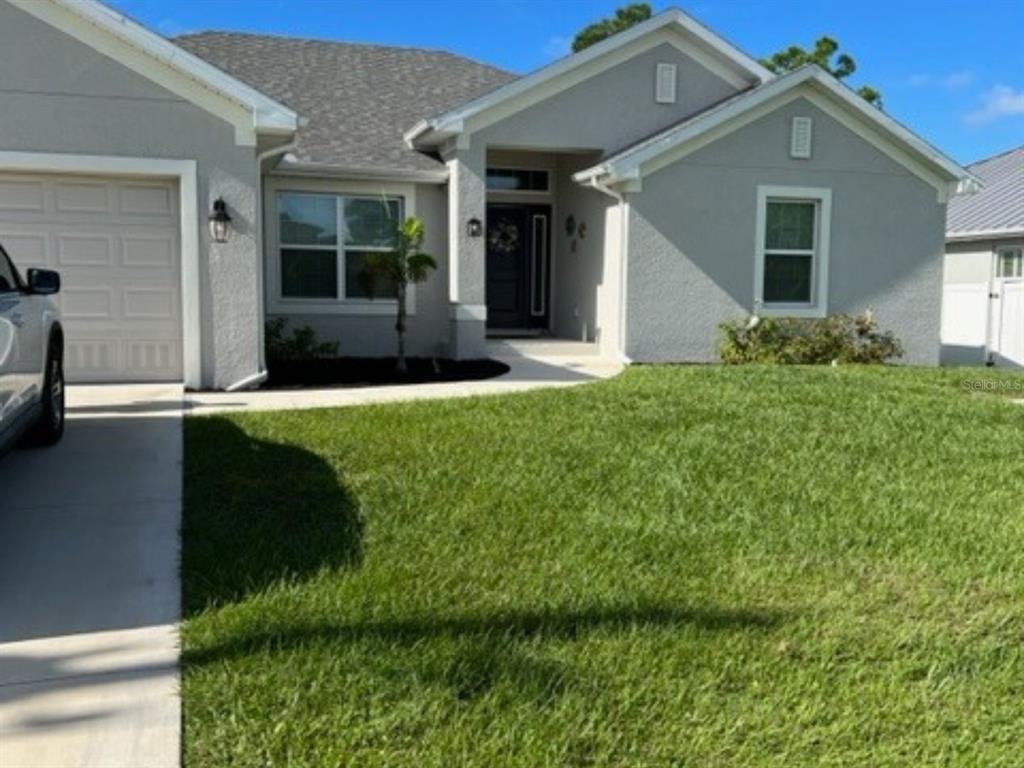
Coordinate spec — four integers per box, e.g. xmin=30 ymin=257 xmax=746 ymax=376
xmin=265 ymin=357 xmax=510 ymax=389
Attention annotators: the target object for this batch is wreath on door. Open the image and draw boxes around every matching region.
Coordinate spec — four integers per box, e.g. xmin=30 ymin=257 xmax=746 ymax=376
xmin=488 ymin=220 xmax=520 ymax=255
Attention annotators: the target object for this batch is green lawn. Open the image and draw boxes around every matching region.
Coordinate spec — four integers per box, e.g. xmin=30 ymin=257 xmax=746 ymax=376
xmin=182 ymin=365 xmax=1024 ymax=767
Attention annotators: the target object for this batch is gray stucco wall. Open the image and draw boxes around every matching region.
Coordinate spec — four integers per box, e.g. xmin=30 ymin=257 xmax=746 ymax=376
xmin=266 ymin=180 xmax=451 ymax=358
xmin=552 ymin=153 xmax=614 ymax=342
xmin=627 ymin=96 xmax=947 ymax=365
xmin=476 ymin=42 xmax=741 ymax=154
xmin=0 ymin=1 xmax=261 ymax=388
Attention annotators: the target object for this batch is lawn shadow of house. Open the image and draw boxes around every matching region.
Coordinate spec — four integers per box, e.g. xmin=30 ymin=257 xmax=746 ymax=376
xmin=182 ymin=416 xmax=363 ymax=617
xmin=183 ymin=601 xmax=784 ymax=706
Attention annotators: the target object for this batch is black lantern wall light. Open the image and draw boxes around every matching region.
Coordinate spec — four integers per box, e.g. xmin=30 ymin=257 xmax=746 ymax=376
xmin=208 ymin=198 xmax=233 ymax=243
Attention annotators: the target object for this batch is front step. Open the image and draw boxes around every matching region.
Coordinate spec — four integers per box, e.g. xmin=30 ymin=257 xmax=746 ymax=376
xmin=486 ymin=338 xmax=603 ymax=359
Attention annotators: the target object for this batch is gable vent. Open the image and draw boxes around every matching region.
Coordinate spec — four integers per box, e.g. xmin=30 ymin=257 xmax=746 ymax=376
xmin=791 ymin=116 xmax=813 ymax=158
xmin=655 ymin=63 xmax=677 ymax=104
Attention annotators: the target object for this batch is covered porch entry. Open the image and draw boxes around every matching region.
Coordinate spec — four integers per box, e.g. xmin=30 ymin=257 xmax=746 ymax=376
xmin=476 ymin=148 xmax=623 ymax=354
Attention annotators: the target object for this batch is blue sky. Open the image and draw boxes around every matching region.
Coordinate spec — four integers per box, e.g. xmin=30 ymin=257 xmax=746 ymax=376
xmin=110 ymin=0 xmax=1023 ymax=165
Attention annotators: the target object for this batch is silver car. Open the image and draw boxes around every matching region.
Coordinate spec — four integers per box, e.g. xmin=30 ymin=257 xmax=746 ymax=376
xmin=0 ymin=243 xmax=65 ymax=455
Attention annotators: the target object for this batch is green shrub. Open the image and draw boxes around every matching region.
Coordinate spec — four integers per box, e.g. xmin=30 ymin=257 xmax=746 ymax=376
xmin=719 ymin=311 xmax=903 ymax=365
xmin=265 ymin=318 xmax=339 ymax=362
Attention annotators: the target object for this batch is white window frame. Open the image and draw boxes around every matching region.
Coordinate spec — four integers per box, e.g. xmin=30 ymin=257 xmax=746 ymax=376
xmin=266 ymin=179 xmax=416 ymax=316
xmin=995 ymin=246 xmax=1023 ymax=279
xmin=530 ymin=213 xmax=549 ymax=316
xmin=485 ymin=167 xmax=551 ymax=195
xmin=754 ymin=185 xmax=832 ymax=318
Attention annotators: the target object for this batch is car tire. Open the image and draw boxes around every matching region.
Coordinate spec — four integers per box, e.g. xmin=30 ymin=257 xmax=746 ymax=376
xmin=28 ymin=335 xmax=65 ymax=447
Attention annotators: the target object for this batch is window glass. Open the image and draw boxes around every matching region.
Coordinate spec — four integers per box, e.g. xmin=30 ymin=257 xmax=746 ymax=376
xmin=765 ymin=201 xmax=815 ymax=250
xmin=0 ymin=252 xmax=18 ymax=293
xmin=345 ymin=251 xmax=398 ymax=299
xmin=764 ymin=254 xmax=813 ymax=303
xmin=279 ymin=194 xmax=337 ymax=246
xmin=281 ymin=248 xmax=337 ymax=298
xmin=486 ymin=168 xmax=549 ymax=192
xmin=344 ymin=198 xmax=401 ymax=247
xmin=997 ymin=249 xmax=1023 ymax=278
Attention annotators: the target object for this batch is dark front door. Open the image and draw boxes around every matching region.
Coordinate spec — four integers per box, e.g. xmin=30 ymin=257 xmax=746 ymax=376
xmin=486 ymin=203 xmax=549 ymax=330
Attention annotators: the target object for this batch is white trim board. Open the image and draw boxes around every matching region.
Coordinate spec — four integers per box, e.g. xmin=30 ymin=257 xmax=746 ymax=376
xmin=575 ymin=66 xmax=976 ymax=201
xmin=8 ymin=0 xmax=298 ymax=146
xmin=406 ymin=8 xmax=770 ymax=148
xmin=0 ymin=150 xmax=202 ymax=388
xmin=947 ymin=227 xmax=1024 ymax=243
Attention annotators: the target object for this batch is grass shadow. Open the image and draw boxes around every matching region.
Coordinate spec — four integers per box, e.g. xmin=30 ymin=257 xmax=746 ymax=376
xmin=183 ymin=416 xmax=363 ymax=617
xmin=183 ymin=602 xmax=783 ymax=704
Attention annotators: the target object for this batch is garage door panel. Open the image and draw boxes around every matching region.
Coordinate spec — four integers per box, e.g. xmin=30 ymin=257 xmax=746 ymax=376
xmin=0 ymin=173 xmax=181 ymax=383
xmin=55 ymin=181 xmax=113 ymax=214
xmin=119 ymin=184 xmax=175 ymax=217
xmin=0 ymin=179 xmax=45 ymax=212
xmin=122 ymin=235 xmax=176 ymax=267
xmin=0 ymin=231 xmax=49 ymax=264
xmin=57 ymin=233 xmax=116 ymax=267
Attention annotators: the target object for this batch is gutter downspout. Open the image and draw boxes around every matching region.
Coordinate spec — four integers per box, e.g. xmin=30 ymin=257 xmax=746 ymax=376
xmin=587 ymin=176 xmax=632 ymax=364
xmin=225 ymin=138 xmax=296 ymax=392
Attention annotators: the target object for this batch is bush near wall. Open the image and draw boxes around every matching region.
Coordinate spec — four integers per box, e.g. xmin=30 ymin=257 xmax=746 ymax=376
xmin=719 ymin=312 xmax=903 ymax=365
xmin=265 ymin=318 xmax=339 ymax=363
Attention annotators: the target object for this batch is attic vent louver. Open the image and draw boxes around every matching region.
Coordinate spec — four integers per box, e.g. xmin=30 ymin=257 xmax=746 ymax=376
xmin=655 ymin=63 xmax=677 ymax=104
xmin=791 ymin=116 xmax=812 ymax=158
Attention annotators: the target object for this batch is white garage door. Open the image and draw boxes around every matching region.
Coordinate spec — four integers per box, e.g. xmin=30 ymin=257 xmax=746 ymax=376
xmin=0 ymin=173 xmax=182 ymax=382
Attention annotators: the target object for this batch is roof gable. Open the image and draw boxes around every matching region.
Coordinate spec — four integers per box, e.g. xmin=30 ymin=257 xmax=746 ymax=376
xmin=406 ymin=8 xmax=771 ymax=148
xmin=175 ymin=32 xmax=515 ymax=173
xmin=7 ymin=0 xmax=298 ymax=146
xmin=575 ymin=66 xmax=976 ymax=202
xmin=947 ymin=146 xmax=1024 ymax=239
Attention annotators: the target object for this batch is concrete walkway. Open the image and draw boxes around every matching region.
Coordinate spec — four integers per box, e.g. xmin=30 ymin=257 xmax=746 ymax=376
xmin=0 ymin=385 xmax=182 ymax=768
xmin=188 ymin=340 xmax=624 ymax=415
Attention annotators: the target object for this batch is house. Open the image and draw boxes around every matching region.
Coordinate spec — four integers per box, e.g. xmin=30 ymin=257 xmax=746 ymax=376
xmin=0 ymin=0 xmax=975 ymax=389
xmin=941 ymin=146 xmax=1023 ymax=368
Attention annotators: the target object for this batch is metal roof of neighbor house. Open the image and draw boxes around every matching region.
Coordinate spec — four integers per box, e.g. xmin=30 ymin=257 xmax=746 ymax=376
xmin=946 ymin=146 xmax=1024 ymax=239
xmin=174 ymin=31 xmax=516 ymax=173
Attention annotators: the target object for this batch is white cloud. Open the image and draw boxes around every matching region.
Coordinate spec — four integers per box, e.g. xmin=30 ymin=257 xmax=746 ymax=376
xmin=943 ymin=70 xmax=974 ymax=90
xmin=966 ymin=84 xmax=1024 ymax=125
xmin=906 ymin=70 xmax=974 ymax=90
xmin=543 ymin=35 xmax=572 ymax=60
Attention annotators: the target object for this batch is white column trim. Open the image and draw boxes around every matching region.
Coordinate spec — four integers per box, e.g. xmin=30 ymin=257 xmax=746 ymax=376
xmin=0 ymin=151 xmax=202 ymax=388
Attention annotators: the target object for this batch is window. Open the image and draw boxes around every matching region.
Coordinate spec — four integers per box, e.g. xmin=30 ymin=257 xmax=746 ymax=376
xmin=997 ymin=247 xmax=1023 ymax=279
xmin=655 ymin=62 xmax=677 ymax=104
xmin=755 ymin=186 xmax=832 ymax=316
xmin=0 ymin=249 xmax=19 ymax=294
xmin=278 ymin=192 xmax=402 ymax=300
xmin=486 ymin=168 xmax=549 ymax=193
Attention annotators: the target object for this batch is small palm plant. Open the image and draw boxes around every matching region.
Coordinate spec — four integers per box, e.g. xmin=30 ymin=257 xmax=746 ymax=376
xmin=362 ymin=216 xmax=437 ymax=374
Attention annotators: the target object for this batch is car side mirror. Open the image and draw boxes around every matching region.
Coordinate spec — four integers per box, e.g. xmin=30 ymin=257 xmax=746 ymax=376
xmin=27 ymin=268 xmax=60 ymax=295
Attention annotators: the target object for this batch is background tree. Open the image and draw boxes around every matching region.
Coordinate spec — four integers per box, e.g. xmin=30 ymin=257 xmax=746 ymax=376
xmin=760 ymin=36 xmax=882 ymax=107
xmin=362 ymin=217 xmax=437 ymax=374
xmin=572 ymin=3 xmax=652 ymax=52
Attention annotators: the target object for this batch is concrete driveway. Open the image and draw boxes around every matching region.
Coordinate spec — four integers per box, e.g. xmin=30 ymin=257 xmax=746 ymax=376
xmin=0 ymin=384 xmax=182 ymax=768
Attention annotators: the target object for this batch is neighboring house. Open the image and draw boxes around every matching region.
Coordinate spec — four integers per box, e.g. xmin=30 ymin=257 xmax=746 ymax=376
xmin=0 ymin=0 xmax=975 ymax=389
xmin=942 ymin=146 xmax=1023 ymax=368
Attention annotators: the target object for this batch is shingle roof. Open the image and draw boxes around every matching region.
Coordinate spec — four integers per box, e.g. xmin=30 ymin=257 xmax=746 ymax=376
xmin=947 ymin=146 xmax=1024 ymax=236
xmin=174 ymin=31 xmax=517 ymax=172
